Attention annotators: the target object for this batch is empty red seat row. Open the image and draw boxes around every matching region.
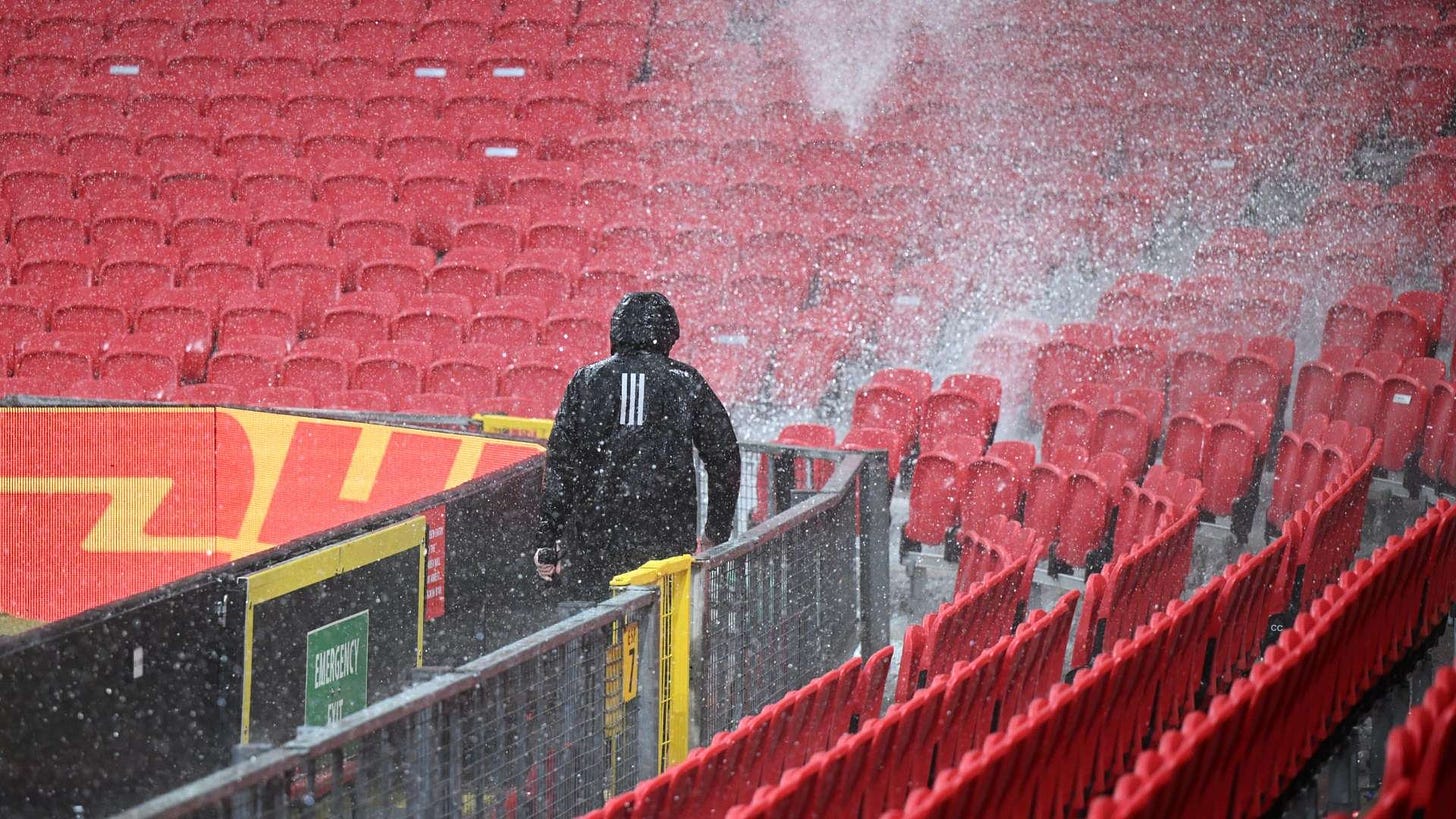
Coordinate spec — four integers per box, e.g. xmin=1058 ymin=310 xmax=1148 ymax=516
xmin=1016 ymin=447 xmax=1133 ymax=571
xmin=1089 ymin=501 xmax=1456 ymax=818
xmin=1166 ymin=332 xmax=1293 ymax=418
xmin=1293 ymin=349 xmax=1439 ymax=473
xmin=724 ymin=591 xmax=1080 ymax=819
xmin=850 ymin=368 xmax=1000 ymax=483
xmin=1267 ymin=415 xmax=1379 ymax=531
xmin=1071 ymin=494 xmax=1200 ymax=670
xmin=1041 ymin=386 xmax=1164 ymax=477
xmin=952 ymin=515 xmax=1045 ymax=599
xmin=1030 ymin=325 xmax=1178 ymax=416
xmin=1160 ymin=395 xmax=1273 ymax=517
xmin=1110 ymin=464 xmax=1203 ymax=562
xmin=585 ymin=646 xmax=894 ymax=819
xmin=1 ymin=280 xmax=621 ymax=352
xmin=1322 ymin=286 xmax=1443 ymax=358
xmin=1098 ymin=273 xmax=1303 ymax=342
xmin=1266 ymin=419 xmax=1381 ymax=628
xmin=894 ymin=550 xmax=1036 ymax=703
xmin=204 ymin=334 xmax=571 ymax=405
xmin=880 ymin=582 xmax=1221 ymax=818
xmin=2 ymin=325 xmax=214 ymax=384
xmin=0 ymin=19 xmax=642 ymax=85
xmin=1335 ymin=664 xmax=1456 ymax=819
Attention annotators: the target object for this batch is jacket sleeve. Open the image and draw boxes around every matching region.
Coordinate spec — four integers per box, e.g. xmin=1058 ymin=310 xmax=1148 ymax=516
xmin=693 ymin=377 xmax=741 ymax=546
xmin=535 ymin=371 xmax=588 ymax=556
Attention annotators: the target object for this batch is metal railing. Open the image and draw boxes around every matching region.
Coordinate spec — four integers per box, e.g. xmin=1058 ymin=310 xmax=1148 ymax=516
xmin=113 ymin=443 xmax=893 ymax=817
xmin=117 ymin=589 xmax=660 ymax=819
xmin=690 ymin=444 xmax=891 ymax=742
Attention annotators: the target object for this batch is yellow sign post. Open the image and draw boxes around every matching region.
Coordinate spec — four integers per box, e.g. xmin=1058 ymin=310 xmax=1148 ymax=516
xmin=611 ymin=554 xmax=693 ymax=772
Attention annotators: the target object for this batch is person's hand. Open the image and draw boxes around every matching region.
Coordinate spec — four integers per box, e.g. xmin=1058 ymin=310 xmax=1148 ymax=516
xmin=534 ymin=548 xmax=561 ymax=582
xmin=696 ymin=536 xmax=713 ymax=553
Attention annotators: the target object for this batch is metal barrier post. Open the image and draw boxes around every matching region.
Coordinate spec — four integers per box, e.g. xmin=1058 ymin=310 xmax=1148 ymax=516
xmin=612 ymin=555 xmax=694 ymax=772
xmin=858 ymin=450 xmax=892 ymax=655
xmin=630 ymin=585 xmax=663 ymax=782
xmin=770 ymin=450 xmax=795 ymax=517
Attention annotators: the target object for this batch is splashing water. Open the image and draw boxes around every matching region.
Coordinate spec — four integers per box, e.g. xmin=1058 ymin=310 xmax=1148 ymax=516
xmin=784 ymin=0 xmax=968 ymax=132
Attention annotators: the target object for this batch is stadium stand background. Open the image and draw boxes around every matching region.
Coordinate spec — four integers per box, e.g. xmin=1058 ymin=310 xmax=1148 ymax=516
xmin=6 ymin=0 xmax=1456 ymax=816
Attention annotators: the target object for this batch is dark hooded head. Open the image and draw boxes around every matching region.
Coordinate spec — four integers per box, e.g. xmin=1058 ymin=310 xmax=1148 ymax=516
xmin=610 ymin=292 xmax=680 ymax=355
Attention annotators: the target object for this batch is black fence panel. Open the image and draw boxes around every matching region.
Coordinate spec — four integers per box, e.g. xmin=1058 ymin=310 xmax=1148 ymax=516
xmin=0 ymin=576 xmax=245 ymax=817
xmin=0 ymin=451 xmax=546 ymax=817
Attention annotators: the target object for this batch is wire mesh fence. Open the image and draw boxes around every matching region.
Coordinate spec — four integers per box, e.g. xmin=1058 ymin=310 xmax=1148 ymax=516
xmin=696 ymin=442 xmax=845 ymax=539
xmin=116 ymin=444 xmax=892 ymax=817
xmin=119 ymin=589 xmax=659 ymax=819
xmin=691 ymin=447 xmax=868 ymax=741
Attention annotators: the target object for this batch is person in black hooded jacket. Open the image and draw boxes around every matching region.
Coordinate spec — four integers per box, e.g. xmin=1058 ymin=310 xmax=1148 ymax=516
xmin=533 ymin=292 xmax=741 ymax=599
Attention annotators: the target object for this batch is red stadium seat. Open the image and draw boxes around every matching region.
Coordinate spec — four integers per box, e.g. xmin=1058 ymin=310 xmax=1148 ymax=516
xmin=50 ymin=287 xmax=132 ymax=336
xmin=261 ymin=248 xmax=347 ymax=329
xmin=300 ymin=119 xmax=382 ymax=164
xmin=252 ymin=201 xmax=334 ymax=254
xmin=1324 ymin=300 xmax=1375 ymax=351
xmin=320 ymin=291 xmax=400 ymax=343
xmin=499 ymin=349 xmax=571 ymax=407
xmin=1293 ymin=360 xmax=1338 ymax=434
xmin=498 ymin=249 xmax=577 ymax=304
xmin=74 ymin=157 xmax=152 ymax=202
xmin=97 ymin=245 xmax=180 ymax=292
xmin=135 ymin=290 xmax=215 ymax=381
xmin=1202 ymin=419 xmax=1258 ymax=516
xmin=1 ymin=158 xmax=72 ymax=206
xmin=218 ymin=290 xmax=299 ymax=344
xmin=15 ymin=331 xmax=108 ymax=382
xmin=208 ymin=335 xmax=288 ymax=389
xmin=237 ymin=158 xmax=315 ymax=206
xmin=171 ymin=198 xmax=250 ymax=250
xmin=841 ymin=426 xmax=905 ymax=483
xmin=101 ymin=334 xmax=184 ymax=395
xmin=15 ymin=242 xmax=97 ymax=289
xmin=1043 ymin=398 xmax=1096 ymax=468
xmin=180 ymin=246 xmax=263 ymax=291
xmin=1376 ymin=374 xmax=1429 ymax=471
xmin=921 ymin=388 xmax=994 ymax=455
xmin=1056 ymin=469 xmax=1113 ymax=569
xmin=11 ymin=199 xmax=87 ymax=254
xmin=428 ymin=247 xmax=513 ymax=304
xmin=425 ymin=354 xmax=497 ymax=400
xmin=88 ymin=199 xmax=168 ymax=249
xmin=1333 ymin=366 xmax=1384 ymax=429
xmin=0 ymin=286 xmax=53 ymax=359
xmin=0 ymin=115 xmax=61 ymax=164
xmin=156 ymin=157 xmax=235 ymax=206
xmin=903 ymin=435 xmax=981 ymax=548
xmin=353 ymin=245 xmax=435 ymax=295
xmin=278 ymin=343 xmax=355 ymax=395
xmin=218 ymin=115 xmax=296 ymax=164
xmin=333 ymin=202 xmax=415 ymax=251
xmin=1222 ymin=353 xmax=1283 ymax=413
xmin=391 ymin=293 xmax=471 ymax=349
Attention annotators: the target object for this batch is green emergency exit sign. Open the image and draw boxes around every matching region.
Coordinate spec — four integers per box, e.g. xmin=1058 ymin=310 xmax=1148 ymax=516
xmin=305 ymin=610 xmax=370 ymax=727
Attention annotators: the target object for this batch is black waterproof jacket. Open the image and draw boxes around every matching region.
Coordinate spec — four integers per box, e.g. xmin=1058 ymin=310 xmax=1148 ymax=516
xmin=534 ymin=293 xmax=741 ymax=595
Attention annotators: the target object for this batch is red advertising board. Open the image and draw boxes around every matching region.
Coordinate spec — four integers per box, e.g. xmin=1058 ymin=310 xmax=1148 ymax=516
xmin=423 ymin=505 xmax=446 ymax=621
xmin=0 ymin=407 xmax=541 ymax=622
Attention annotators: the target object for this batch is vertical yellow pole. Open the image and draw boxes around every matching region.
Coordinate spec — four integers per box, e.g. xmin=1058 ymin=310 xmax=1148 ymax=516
xmin=612 ymin=554 xmax=694 ymax=772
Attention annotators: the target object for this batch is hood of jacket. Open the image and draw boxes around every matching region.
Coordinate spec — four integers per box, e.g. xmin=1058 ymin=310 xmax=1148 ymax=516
xmin=610 ymin=292 xmax=680 ymax=355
